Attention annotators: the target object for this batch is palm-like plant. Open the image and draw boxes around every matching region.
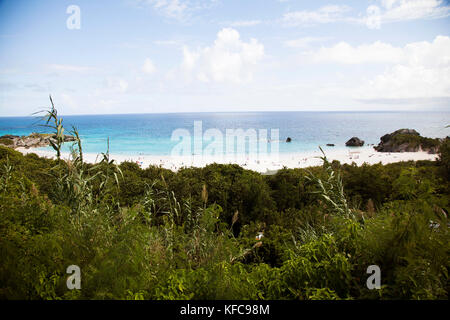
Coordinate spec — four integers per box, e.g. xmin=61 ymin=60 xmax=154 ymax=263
xmin=37 ymin=95 xmax=65 ymax=161
xmin=35 ymin=96 xmax=123 ymax=214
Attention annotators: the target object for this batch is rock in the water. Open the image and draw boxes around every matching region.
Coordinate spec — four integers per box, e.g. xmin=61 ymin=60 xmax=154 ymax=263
xmin=286 ymin=137 xmax=292 ymax=143
xmin=374 ymin=128 xmax=440 ymax=153
xmin=345 ymin=137 xmax=364 ymax=147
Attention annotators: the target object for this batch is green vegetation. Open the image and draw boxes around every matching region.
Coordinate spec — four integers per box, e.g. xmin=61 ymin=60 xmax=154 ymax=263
xmin=390 ymin=133 xmax=440 ymax=150
xmin=0 ymin=138 xmax=13 ymax=146
xmin=0 ymin=106 xmax=449 ymax=300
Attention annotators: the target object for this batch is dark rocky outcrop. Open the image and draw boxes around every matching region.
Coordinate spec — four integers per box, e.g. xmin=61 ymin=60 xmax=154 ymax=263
xmin=374 ymin=128 xmax=440 ymax=154
xmin=0 ymin=133 xmax=76 ymax=149
xmin=345 ymin=137 xmax=364 ymax=147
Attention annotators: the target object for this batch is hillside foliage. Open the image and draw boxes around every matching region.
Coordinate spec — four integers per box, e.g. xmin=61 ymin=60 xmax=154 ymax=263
xmin=0 ymin=109 xmax=449 ymax=300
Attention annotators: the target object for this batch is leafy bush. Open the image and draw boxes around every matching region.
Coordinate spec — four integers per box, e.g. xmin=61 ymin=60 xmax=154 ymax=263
xmin=0 ymin=101 xmax=448 ymax=300
xmin=0 ymin=138 xmax=13 ymax=146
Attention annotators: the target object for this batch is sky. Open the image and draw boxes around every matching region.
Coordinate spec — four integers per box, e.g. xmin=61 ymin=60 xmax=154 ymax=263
xmin=0 ymin=0 xmax=449 ymax=116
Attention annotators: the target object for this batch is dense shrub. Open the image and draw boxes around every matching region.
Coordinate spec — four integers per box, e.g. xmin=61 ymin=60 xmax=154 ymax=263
xmin=0 ymin=132 xmax=449 ymax=300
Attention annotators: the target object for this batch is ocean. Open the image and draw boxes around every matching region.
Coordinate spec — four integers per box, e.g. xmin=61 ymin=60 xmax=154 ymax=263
xmin=0 ymin=111 xmax=449 ymax=156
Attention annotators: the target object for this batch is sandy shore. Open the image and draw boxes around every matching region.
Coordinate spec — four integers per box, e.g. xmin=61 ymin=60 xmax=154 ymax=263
xmin=15 ymin=146 xmax=438 ymax=173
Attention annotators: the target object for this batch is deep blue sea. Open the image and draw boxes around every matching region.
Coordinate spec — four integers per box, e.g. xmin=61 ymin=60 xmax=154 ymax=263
xmin=0 ymin=112 xmax=449 ymax=156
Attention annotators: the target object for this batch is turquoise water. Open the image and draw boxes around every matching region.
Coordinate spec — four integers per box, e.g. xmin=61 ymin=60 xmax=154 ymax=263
xmin=0 ymin=112 xmax=449 ymax=156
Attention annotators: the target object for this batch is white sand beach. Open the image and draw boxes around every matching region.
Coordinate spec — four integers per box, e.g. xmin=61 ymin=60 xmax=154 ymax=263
xmin=16 ymin=146 xmax=439 ymax=174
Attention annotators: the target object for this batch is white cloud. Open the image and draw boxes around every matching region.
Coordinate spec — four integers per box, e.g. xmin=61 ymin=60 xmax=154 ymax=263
xmin=366 ymin=5 xmax=382 ymax=29
xmin=105 ymin=77 xmax=129 ymax=93
xmin=138 ymin=0 xmax=187 ymax=19
xmin=142 ymin=58 xmax=156 ymax=74
xmin=282 ymin=5 xmax=352 ymax=26
xmin=181 ymin=28 xmax=264 ymax=83
xmin=365 ymin=63 xmax=448 ymax=99
xmin=381 ymin=0 xmax=399 ymax=9
xmin=311 ymin=41 xmax=405 ymax=64
xmin=228 ymin=20 xmax=262 ymax=27
xmin=361 ymin=36 xmax=450 ymax=100
xmin=154 ymin=39 xmax=181 ymax=46
xmin=284 ymin=37 xmax=330 ymax=48
xmin=303 ymin=35 xmax=450 ymax=66
xmin=364 ymin=0 xmax=450 ymax=29
xmin=136 ymin=0 xmax=217 ymax=20
xmin=280 ymin=1 xmax=449 ymax=29
xmin=47 ymin=64 xmax=92 ymax=73
xmin=295 ymin=36 xmax=450 ymax=104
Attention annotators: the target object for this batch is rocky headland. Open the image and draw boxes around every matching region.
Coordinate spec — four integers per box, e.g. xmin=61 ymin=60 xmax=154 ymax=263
xmin=374 ymin=129 xmax=442 ymax=154
xmin=0 ymin=133 xmax=76 ymax=149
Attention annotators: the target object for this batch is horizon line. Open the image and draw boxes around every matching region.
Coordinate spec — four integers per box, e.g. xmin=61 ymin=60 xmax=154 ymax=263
xmin=1 ymin=109 xmax=449 ymax=118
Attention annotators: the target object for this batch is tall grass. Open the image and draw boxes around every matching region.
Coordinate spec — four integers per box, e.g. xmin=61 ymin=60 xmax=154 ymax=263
xmin=306 ymin=147 xmax=351 ymax=218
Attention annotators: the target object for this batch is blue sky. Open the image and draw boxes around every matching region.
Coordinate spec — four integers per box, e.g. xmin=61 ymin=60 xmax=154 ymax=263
xmin=0 ymin=0 xmax=449 ymax=115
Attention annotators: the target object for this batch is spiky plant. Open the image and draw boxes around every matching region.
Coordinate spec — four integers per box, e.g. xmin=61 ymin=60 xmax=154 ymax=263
xmin=70 ymin=126 xmax=83 ymax=164
xmin=35 ymin=97 xmax=123 ymax=215
xmin=95 ymin=137 xmax=123 ymax=196
xmin=37 ymin=95 xmax=65 ymax=161
xmin=306 ymin=147 xmax=351 ymax=218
